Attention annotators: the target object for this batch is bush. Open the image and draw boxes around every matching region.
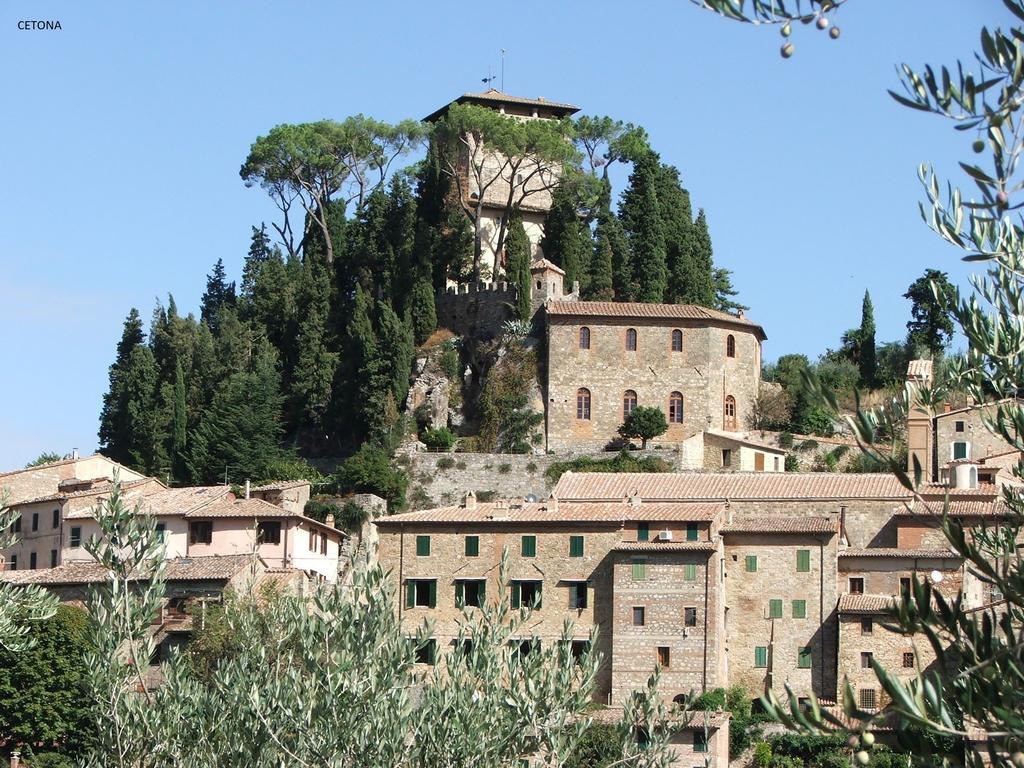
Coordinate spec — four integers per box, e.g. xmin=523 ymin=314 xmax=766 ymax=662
xmin=753 ymin=741 xmax=773 ymax=768
xmin=779 ymin=431 xmax=794 ymax=448
xmin=784 ymin=455 xmax=800 ymax=472
xmin=545 ymin=450 xmax=672 ymax=484
xmin=476 ymin=490 xmax=498 ymax=502
xmin=304 ymin=499 xmax=368 ymax=532
xmin=334 ymin=444 xmax=408 ymax=512
xmin=564 ymin=722 xmax=623 ymax=768
xmin=25 ymin=753 xmax=74 ymax=768
xmin=421 ymin=426 xmax=456 ymax=450
xmin=455 ymin=460 xmax=467 ymax=470
xmin=795 ymin=439 xmax=819 ymax=452
xmin=478 ymin=344 xmax=543 ymax=453
xmin=436 ymin=456 xmax=455 ymax=471
xmin=800 ymin=407 xmax=835 ymax=437
xmin=526 ymin=462 xmax=538 ymax=474
xmin=440 ymin=346 xmax=461 ymax=381
xmin=617 ymin=406 xmax=669 ymax=449
xmin=498 ymin=463 xmax=512 ymax=474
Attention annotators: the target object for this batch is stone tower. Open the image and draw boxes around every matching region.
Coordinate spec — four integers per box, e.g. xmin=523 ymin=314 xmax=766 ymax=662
xmin=905 ymin=359 xmax=934 ymax=481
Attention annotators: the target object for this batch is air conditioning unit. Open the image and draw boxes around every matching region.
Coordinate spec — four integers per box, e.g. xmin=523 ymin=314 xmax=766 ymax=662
xmin=657 ymin=530 xmax=673 ymax=541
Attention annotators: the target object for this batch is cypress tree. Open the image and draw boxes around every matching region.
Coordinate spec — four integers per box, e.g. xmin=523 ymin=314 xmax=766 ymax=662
xmin=171 ymin=359 xmax=187 ymax=482
xmin=620 ymin=154 xmax=668 ymax=303
xmin=690 ymin=210 xmax=716 ymax=308
xmin=288 ymin=256 xmax=338 ymax=445
xmin=200 ymin=259 xmax=237 ymax=334
xmin=540 ymin=184 xmax=589 ymax=292
xmin=357 ymin=301 xmax=413 ymax=442
xmin=407 ymin=271 xmax=438 ymax=345
xmin=387 ymin=176 xmax=417 ymax=313
xmin=655 ymin=165 xmax=705 ymax=305
xmin=504 ymin=212 xmax=533 ymax=321
xmin=99 ymin=309 xmax=156 ymax=470
xmin=240 ymin=225 xmax=273 ymax=300
xmin=353 ymin=187 xmax=395 ymax=301
xmin=588 ymin=213 xmax=615 ymax=300
xmin=859 ymin=289 xmax=877 ymax=387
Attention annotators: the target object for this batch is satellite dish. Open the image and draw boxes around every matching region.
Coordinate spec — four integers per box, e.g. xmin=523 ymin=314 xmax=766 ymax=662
xmin=525 ymin=494 xmax=537 ymax=503
xmin=930 ymin=570 xmax=944 ymax=584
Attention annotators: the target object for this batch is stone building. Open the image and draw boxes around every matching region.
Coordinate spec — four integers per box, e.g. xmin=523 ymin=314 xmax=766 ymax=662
xmin=424 ymin=89 xmax=580 ymax=280
xmin=544 ymin=301 xmax=766 ymax=453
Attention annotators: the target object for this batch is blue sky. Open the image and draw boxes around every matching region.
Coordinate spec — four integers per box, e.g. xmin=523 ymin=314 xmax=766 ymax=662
xmin=0 ymin=1 xmax=1010 ymax=469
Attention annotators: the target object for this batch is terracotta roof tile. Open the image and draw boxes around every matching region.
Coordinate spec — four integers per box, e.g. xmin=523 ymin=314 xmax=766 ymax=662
xmin=839 ymin=548 xmax=960 ymax=559
xmin=250 ymin=480 xmax=310 ymax=492
xmin=906 ymin=359 xmax=933 ymax=379
xmin=721 ymin=516 xmax=837 ymax=534
xmin=838 ymin=594 xmax=894 ymax=614
xmin=376 ymin=501 xmax=724 ymax=526
xmin=64 ymin=484 xmax=228 ymax=519
xmin=553 ymin=472 xmax=910 ymax=502
xmin=186 ymin=497 xmax=300 ymax=519
xmin=545 ymin=301 xmax=766 ymax=339
xmin=894 ymin=498 xmax=1010 ymax=517
xmin=530 ymin=258 xmax=565 ymax=276
xmin=22 ymin=478 xmax=157 ymax=506
xmin=0 ymin=555 xmax=258 ymax=585
xmin=612 ymin=542 xmax=717 ymax=553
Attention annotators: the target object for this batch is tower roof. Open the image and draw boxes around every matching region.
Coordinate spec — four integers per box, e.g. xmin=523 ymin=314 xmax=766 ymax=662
xmin=424 ymin=89 xmax=580 ymax=122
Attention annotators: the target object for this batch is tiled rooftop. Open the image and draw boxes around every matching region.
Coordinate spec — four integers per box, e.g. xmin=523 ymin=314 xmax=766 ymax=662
xmin=185 ymin=496 xmax=300 ymax=519
xmin=64 ymin=484 xmax=229 ymax=519
xmin=894 ymin=498 xmax=1010 ymax=517
xmin=545 ymin=301 xmax=766 ymax=338
xmin=553 ymin=472 xmax=911 ymax=502
xmin=839 ymin=548 xmax=960 ymax=559
xmin=250 ymin=480 xmax=310 ymax=492
xmin=837 ymin=594 xmax=895 ymax=614
xmin=376 ymin=501 xmax=725 ymax=526
xmin=612 ymin=542 xmax=718 ymax=553
xmin=0 ymin=555 xmax=258 ymax=585
xmin=720 ymin=516 xmax=837 ymax=534
xmin=22 ymin=477 xmax=156 ymax=506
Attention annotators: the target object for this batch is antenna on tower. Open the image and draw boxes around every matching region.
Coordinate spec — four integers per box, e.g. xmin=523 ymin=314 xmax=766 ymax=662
xmin=500 ymin=48 xmax=506 ymax=92
xmin=482 ymin=65 xmax=496 ymax=87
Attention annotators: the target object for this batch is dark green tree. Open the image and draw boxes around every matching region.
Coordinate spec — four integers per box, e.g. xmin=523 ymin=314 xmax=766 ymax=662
xmin=712 ymin=266 xmax=748 ymax=314
xmin=386 ymin=176 xmax=418 ymax=312
xmin=0 ymin=605 xmax=89 ymax=753
xmin=358 ymin=301 xmax=413 ymax=441
xmin=334 ymin=443 xmax=408 ymax=511
xmin=588 ymin=214 xmax=616 ymax=300
xmin=200 ymin=259 xmax=237 ymax=334
xmin=617 ymin=405 xmax=669 ymax=449
xmin=904 ymin=268 xmax=955 ymax=355
xmin=859 ymin=289 xmax=877 ymax=387
xmin=504 ymin=212 xmax=533 ymax=321
xmin=407 ymin=272 xmax=438 ymax=345
xmin=619 ymin=153 xmax=667 ymax=302
xmin=288 ymin=256 xmax=338 ymax=446
xmin=24 ymin=452 xmax=64 ymax=468
xmin=238 ymin=228 xmax=296 ymax=359
xmin=656 ymin=164 xmax=711 ymax=306
xmin=540 ymin=184 xmax=589 ymax=292
xmin=689 ymin=210 xmax=717 ymax=308
xmin=171 ymin=359 xmax=187 ymax=482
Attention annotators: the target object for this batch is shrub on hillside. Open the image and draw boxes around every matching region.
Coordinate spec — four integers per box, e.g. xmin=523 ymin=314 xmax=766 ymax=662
xmin=421 ymin=426 xmax=456 ymax=450
xmin=545 ymin=450 xmax=672 ymax=485
xmin=334 ymin=444 xmax=408 ymax=512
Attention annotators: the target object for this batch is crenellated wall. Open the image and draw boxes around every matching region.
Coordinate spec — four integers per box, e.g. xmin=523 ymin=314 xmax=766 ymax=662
xmin=435 ymin=282 xmax=518 ymax=339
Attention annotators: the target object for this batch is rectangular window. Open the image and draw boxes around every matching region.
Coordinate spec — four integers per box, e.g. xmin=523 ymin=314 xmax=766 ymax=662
xmin=569 ymin=535 xmax=584 ymax=558
xmin=69 ymin=526 xmax=82 ymax=548
xmin=8 ymin=555 xmax=15 ymax=571
xmin=632 ymin=606 xmax=646 ymax=626
xmin=465 ymin=535 xmax=479 ymax=557
xmin=861 ymin=618 xmax=873 ymax=635
xmin=684 ymin=607 xmax=697 ymax=627
xmin=859 ymin=689 xmax=877 ymax=710
xmin=29 ymin=552 xmax=37 ymax=570
xmin=683 ymin=563 xmax=697 ymax=581
xmin=686 ymin=523 xmax=699 ymax=541
xmin=798 ymin=647 xmax=813 ymax=669
xmin=188 ymin=521 xmax=212 ymax=545
xmin=510 ymin=580 xmax=542 ymax=609
xmin=321 ymin=534 xmax=328 ymax=556
xmin=521 ymin=535 xmax=537 ymax=558
xmin=849 ymin=577 xmax=864 ymax=594
xmin=900 ymin=577 xmax=912 ymax=599
xmin=796 ymin=549 xmax=810 ymax=572
xmin=631 ymin=558 xmax=647 ymax=581
xmin=50 ymin=549 xmax=58 ymax=567
xmin=405 ymin=579 xmax=437 ymax=609
xmin=32 ymin=513 xmax=38 ymax=532
xmin=257 ymin=521 xmax=281 ymax=545
xmin=570 ymin=639 xmax=590 ymax=664
xmin=52 ymin=509 xmax=60 ymax=528
xmin=569 ymin=581 xmax=588 ymax=610
xmin=309 ymin=530 xmax=318 ymax=551
xmin=768 ymin=599 xmax=783 ymax=618
xmin=455 ymin=579 xmax=486 ymax=608
xmin=792 ymin=599 xmax=806 ymax=619
xmin=414 ymin=638 xmax=437 ymax=665
xmin=693 ymin=731 xmax=708 ymax=753
xmin=754 ymin=646 xmax=767 ymax=668
xmin=415 ymin=535 xmax=431 ymax=557
xmin=953 ymin=442 xmax=968 ymax=460
xmin=637 ymin=522 xmax=649 ymax=542
xmin=13 ymin=516 xmax=20 ymax=534
xmin=722 ymin=449 xmax=732 ymax=468
xmin=745 ymin=555 xmax=758 ymax=572
xmin=903 ymin=652 xmax=915 ymax=668
xmin=955 ymin=421 xmax=965 ymax=433
xmin=155 ymin=523 xmax=165 ymax=543
xmin=657 ymin=646 xmax=670 ymax=668
xmin=861 ymin=652 xmax=873 ymax=669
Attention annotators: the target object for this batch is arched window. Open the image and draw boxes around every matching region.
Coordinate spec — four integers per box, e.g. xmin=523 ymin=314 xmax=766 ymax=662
xmin=536 ymin=280 xmax=543 ymax=290
xmin=625 ymin=328 xmax=637 ymax=351
xmin=623 ymin=390 xmax=638 ymax=421
xmin=671 ymin=329 xmax=683 ymax=352
xmin=724 ymin=395 xmax=737 ymax=430
xmin=669 ymin=392 xmax=683 ymax=423
xmin=726 ymin=334 xmax=736 ymax=358
xmin=576 ymin=388 xmax=591 ymax=420
xmin=579 ymin=327 xmax=591 ymax=350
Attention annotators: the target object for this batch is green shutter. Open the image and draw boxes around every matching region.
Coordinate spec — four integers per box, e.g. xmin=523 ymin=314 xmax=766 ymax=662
xmin=796 ymin=549 xmax=810 ymax=572
xmin=683 ymin=563 xmax=697 ymax=581
xmin=632 ymin=559 xmax=647 ymax=581
xmin=455 ymin=581 xmax=464 ymax=608
xmin=511 ymin=582 xmax=521 ymax=609
xmin=798 ymin=647 xmax=812 ymax=668
xmin=745 ymin=555 xmax=757 ymax=572
xmin=792 ymin=599 xmax=807 ymax=619
xmin=406 ymin=580 xmax=415 ymax=609
xmin=428 ymin=580 xmax=437 ymax=608
xmin=535 ymin=582 xmax=542 ymax=609
xmin=686 ymin=523 xmax=698 ymax=541
xmin=480 ymin=580 xmax=486 ymax=603
xmin=638 ymin=523 xmax=649 ymax=542
xmin=426 ymin=639 xmax=437 ymax=665
xmin=522 ymin=535 xmax=536 ymax=557
xmin=754 ymin=646 xmax=767 ymax=668
xmin=769 ymin=599 xmax=782 ymax=618
xmin=569 ymin=535 xmax=584 ymax=557
xmin=465 ymin=536 xmax=479 ymax=557
xmin=416 ymin=535 xmax=430 ymax=557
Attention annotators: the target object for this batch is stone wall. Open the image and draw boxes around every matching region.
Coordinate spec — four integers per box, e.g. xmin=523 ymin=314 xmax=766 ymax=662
xmin=436 ymin=282 xmax=518 ymax=340
xmin=546 ymin=316 xmax=762 ymax=453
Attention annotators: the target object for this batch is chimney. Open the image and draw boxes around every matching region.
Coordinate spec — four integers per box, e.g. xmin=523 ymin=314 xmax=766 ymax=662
xmin=244 ymin=480 xmax=251 ymax=500
xmin=71 ymin=448 xmax=79 ymax=460
xmin=463 ymin=491 xmax=476 ymax=510
xmin=737 ymin=309 xmax=745 ymax=319
xmin=944 ymin=402 xmax=952 ymax=413
xmin=325 ymin=513 xmax=336 ymax=528
xmin=547 ymin=495 xmax=559 ymax=513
